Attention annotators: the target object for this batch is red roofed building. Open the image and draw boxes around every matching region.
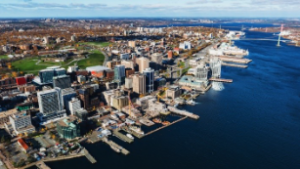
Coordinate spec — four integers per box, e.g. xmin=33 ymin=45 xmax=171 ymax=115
xmin=18 ymin=138 xmax=29 ymax=153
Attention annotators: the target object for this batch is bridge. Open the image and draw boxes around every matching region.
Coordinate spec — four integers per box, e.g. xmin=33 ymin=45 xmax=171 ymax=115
xmin=235 ymin=38 xmax=292 ymax=43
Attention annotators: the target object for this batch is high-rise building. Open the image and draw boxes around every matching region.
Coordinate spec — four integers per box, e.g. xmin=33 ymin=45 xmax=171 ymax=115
xmin=143 ymin=68 xmax=155 ymax=93
xmin=210 ymin=57 xmax=222 ymax=78
xmin=120 ymin=53 xmax=130 ymax=60
xmin=151 ymin=53 xmax=163 ymax=65
xmin=125 ymin=77 xmax=133 ymax=89
xmin=37 ymin=89 xmax=66 ymax=122
xmin=61 ymin=88 xmax=77 ymax=112
xmin=121 ymin=60 xmax=135 ymax=70
xmin=56 ymin=117 xmax=80 ymax=140
xmin=69 ymin=98 xmax=81 ymax=116
xmin=132 ymin=74 xmax=146 ymax=94
xmin=114 ymin=65 xmax=126 ymax=85
xmin=136 ymin=57 xmax=150 ymax=73
xmin=39 ymin=69 xmax=54 ymax=84
xmin=111 ymin=90 xmax=129 ymax=110
xmin=9 ymin=111 xmax=35 ymax=135
xmin=39 ymin=67 xmax=66 ymax=84
xmin=53 ymin=75 xmax=71 ymax=89
xmin=195 ymin=66 xmax=208 ymax=81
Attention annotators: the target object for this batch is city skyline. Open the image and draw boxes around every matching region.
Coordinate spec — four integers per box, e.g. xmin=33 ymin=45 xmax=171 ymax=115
xmin=0 ymin=0 xmax=300 ymax=18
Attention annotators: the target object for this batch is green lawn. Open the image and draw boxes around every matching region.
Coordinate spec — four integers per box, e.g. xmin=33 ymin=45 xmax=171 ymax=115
xmin=11 ymin=57 xmax=49 ymax=75
xmin=76 ymin=50 xmax=105 ymax=68
xmin=11 ymin=51 xmax=105 ymax=75
xmin=0 ymin=55 xmax=8 ymax=59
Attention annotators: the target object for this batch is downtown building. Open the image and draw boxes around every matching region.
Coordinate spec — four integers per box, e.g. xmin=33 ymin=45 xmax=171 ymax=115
xmin=143 ymin=68 xmax=155 ymax=93
xmin=136 ymin=57 xmax=150 ymax=73
xmin=53 ymin=75 xmax=71 ymax=89
xmin=37 ymin=88 xmax=66 ymax=123
xmin=114 ymin=65 xmax=126 ymax=85
xmin=132 ymin=74 xmax=146 ymax=94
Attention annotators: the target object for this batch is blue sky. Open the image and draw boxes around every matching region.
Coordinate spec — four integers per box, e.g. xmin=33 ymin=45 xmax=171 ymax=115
xmin=0 ymin=0 xmax=299 ymax=18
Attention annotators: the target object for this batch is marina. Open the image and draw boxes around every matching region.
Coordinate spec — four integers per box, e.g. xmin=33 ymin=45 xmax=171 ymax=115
xmin=112 ymin=129 xmax=134 ymax=143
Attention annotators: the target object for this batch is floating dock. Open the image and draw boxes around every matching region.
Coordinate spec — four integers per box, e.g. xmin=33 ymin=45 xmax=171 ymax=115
xmin=102 ymin=137 xmax=130 ymax=155
xmin=144 ymin=116 xmax=187 ymax=136
xmin=168 ymin=106 xmax=200 ymax=120
xmin=209 ymin=78 xmax=233 ymax=83
xmin=113 ymin=130 xmax=134 ymax=143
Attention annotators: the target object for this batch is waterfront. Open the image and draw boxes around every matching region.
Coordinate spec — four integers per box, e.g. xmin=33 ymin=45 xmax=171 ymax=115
xmin=30 ymin=27 xmax=300 ymax=169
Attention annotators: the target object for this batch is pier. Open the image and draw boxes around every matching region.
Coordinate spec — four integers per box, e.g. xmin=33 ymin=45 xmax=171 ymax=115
xmin=219 ymin=56 xmax=252 ymax=64
xmin=36 ymin=161 xmax=51 ymax=169
xmin=209 ymin=78 xmax=233 ymax=83
xmin=222 ymin=62 xmax=248 ymax=68
xmin=102 ymin=138 xmax=130 ymax=155
xmin=83 ymin=148 xmax=97 ymax=164
xmin=144 ymin=116 xmax=187 ymax=136
xmin=113 ymin=129 xmax=134 ymax=143
xmin=168 ymin=106 xmax=200 ymax=119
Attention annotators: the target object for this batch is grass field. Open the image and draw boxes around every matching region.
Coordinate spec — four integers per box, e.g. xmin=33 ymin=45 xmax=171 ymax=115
xmin=0 ymin=55 xmax=8 ymax=59
xmin=11 ymin=50 xmax=105 ymax=75
xmin=76 ymin=50 xmax=105 ymax=68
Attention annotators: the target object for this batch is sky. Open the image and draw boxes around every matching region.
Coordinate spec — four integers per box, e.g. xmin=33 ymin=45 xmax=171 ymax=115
xmin=0 ymin=0 xmax=299 ymax=18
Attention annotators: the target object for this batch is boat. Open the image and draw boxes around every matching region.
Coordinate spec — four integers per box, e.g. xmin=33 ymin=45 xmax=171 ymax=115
xmin=162 ymin=121 xmax=171 ymax=126
xmin=129 ymin=126 xmax=144 ymax=135
xmin=152 ymin=118 xmax=162 ymax=123
xmin=126 ymin=134 xmax=134 ymax=140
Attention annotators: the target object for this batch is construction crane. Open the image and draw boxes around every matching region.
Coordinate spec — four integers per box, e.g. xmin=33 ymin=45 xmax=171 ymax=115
xmin=127 ymin=91 xmax=135 ymax=118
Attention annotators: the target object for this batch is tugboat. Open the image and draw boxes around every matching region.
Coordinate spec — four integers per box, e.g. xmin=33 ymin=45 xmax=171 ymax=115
xmin=152 ymin=118 xmax=162 ymax=123
xmin=162 ymin=121 xmax=171 ymax=126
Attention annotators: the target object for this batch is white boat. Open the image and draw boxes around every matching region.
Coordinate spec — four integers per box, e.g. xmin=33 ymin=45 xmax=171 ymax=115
xmin=129 ymin=126 xmax=144 ymax=135
xmin=126 ymin=134 xmax=134 ymax=140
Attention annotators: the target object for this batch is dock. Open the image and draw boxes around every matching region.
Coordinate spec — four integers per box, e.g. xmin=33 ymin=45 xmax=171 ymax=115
xmin=36 ymin=161 xmax=51 ymax=169
xmin=139 ymin=118 xmax=155 ymax=126
xmin=102 ymin=138 xmax=130 ymax=155
xmin=113 ymin=129 xmax=134 ymax=143
xmin=144 ymin=116 xmax=187 ymax=136
xmin=209 ymin=78 xmax=233 ymax=83
xmin=219 ymin=56 xmax=252 ymax=64
xmin=83 ymin=148 xmax=97 ymax=164
xmin=222 ymin=62 xmax=248 ymax=68
xmin=168 ymin=106 xmax=200 ymax=119
xmin=121 ymin=127 xmax=144 ymax=139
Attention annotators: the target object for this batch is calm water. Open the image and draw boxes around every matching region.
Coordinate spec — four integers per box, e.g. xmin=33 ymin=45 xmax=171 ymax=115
xmin=34 ymin=25 xmax=300 ymax=169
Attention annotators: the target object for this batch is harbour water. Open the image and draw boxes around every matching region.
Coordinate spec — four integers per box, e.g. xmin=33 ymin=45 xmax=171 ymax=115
xmin=35 ymin=25 xmax=300 ymax=169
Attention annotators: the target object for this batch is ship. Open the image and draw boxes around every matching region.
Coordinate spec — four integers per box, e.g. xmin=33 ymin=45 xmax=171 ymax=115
xmin=129 ymin=126 xmax=144 ymax=135
xmin=162 ymin=121 xmax=171 ymax=126
xmin=126 ymin=134 xmax=134 ymax=140
xmin=152 ymin=118 xmax=162 ymax=123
